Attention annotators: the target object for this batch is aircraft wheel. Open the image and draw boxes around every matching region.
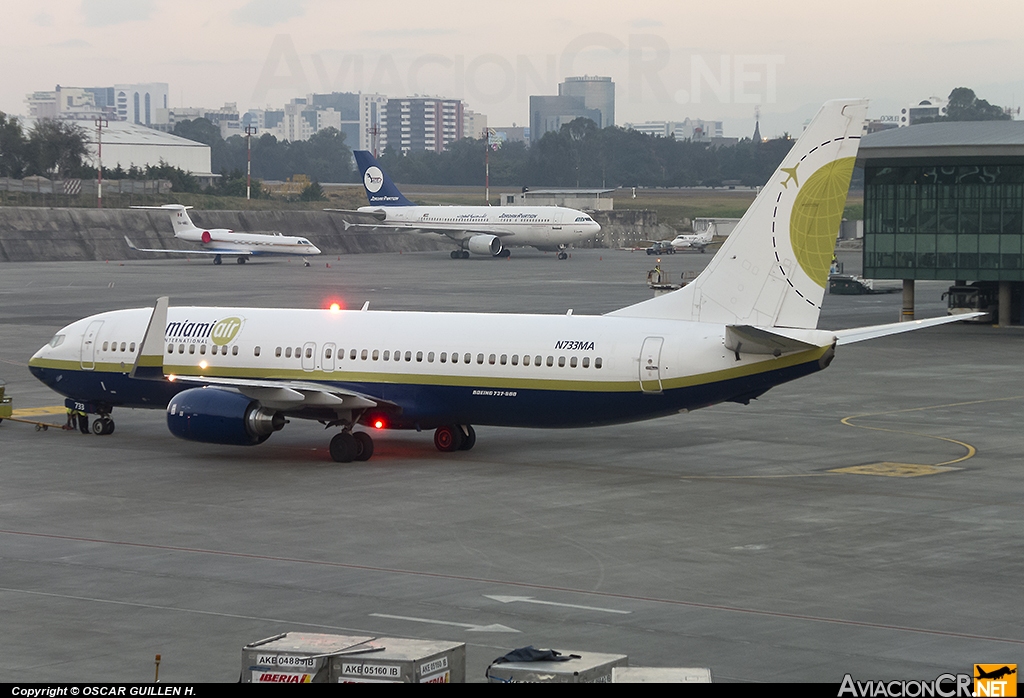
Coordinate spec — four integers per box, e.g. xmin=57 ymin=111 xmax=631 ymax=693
xmin=458 ymin=425 xmax=476 ymax=451
xmin=102 ymin=417 xmax=115 ymax=435
xmin=461 ymin=250 xmax=470 ymax=259
xmin=433 ymin=425 xmax=464 ymax=452
xmin=450 ymin=251 xmax=461 ymax=260
xmin=353 ymin=432 xmax=374 ymax=461
xmin=499 ymin=249 xmax=511 ymax=258
xmin=91 ymin=419 xmax=105 ymax=435
xmin=329 ymin=432 xmax=357 ymax=463
xmin=213 ymin=255 xmax=222 ymax=265
xmin=237 ymin=257 xmax=247 ymax=265
xmin=304 ymin=261 xmax=311 ymax=267
xmin=557 ymin=252 xmax=568 ymax=260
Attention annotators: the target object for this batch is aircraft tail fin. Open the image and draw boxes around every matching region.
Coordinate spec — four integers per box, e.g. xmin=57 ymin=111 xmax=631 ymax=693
xmin=132 ymin=204 xmax=196 ymax=236
xmin=353 ymin=151 xmax=414 ymax=206
xmin=609 ymin=99 xmax=869 ymax=329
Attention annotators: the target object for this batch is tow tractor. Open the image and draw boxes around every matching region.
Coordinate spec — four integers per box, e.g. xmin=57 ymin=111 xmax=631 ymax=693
xmin=942 ymin=282 xmax=997 ymax=322
xmin=0 ymin=380 xmax=73 ymax=431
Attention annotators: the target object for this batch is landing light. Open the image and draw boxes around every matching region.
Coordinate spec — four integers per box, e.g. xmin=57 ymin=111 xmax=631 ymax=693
xmin=199 ymin=361 xmax=208 ymax=369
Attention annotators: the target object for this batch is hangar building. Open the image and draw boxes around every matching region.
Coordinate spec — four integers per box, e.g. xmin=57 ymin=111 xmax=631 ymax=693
xmin=857 ymin=121 xmax=1024 ymax=325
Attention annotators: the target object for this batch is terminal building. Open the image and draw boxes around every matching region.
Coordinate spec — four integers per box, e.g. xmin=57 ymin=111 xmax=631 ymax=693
xmin=857 ymin=120 xmax=1024 ymax=325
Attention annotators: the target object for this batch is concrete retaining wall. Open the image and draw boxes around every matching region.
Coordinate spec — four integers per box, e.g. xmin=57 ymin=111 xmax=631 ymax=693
xmin=0 ymin=207 xmax=673 ymax=262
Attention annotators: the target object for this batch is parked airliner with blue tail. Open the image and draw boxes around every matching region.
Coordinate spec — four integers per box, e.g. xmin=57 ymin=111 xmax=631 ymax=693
xmin=327 ymin=151 xmax=601 ymax=259
xmin=28 ymin=100 xmax=978 ymax=462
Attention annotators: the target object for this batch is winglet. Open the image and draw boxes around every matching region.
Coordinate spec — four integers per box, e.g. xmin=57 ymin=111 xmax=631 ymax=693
xmin=130 ymin=296 xmax=168 ymax=379
xmin=124 ymin=235 xmax=139 ymax=251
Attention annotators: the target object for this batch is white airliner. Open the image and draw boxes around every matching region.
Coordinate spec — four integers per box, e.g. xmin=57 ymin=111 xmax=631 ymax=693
xmin=28 ymin=100 xmax=978 ymax=461
xmin=327 ymin=151 xmax=602 ymax=260
xmin=125 ymin=204 xmax=321 ymax=266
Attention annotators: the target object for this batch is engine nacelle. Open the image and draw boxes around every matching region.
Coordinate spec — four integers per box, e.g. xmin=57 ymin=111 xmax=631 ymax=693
xmin=167 ymin=387 xmax=285 ymax=446
xmin=467 ymin=234 xmax=502 ymax=256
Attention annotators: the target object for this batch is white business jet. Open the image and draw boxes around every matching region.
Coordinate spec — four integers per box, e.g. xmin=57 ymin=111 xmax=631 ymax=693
xmin=125 ymin=204 xmax=321 ymax=266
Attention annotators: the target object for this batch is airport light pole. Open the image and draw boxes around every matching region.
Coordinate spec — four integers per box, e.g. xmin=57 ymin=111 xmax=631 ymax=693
xmin=245 ymin=125 xmax=258 ymax=200
xmin=94 ymin=117 xmax=108 ymax=209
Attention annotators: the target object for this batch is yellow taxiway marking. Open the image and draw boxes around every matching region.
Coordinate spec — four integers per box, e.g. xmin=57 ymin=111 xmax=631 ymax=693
xmin=834 ymin=396 xmax=1024 ymax=476
xmin=11 ymin=406 xmax=67 ymax=417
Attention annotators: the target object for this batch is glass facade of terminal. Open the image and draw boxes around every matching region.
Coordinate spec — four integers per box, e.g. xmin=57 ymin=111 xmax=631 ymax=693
xmin=863 ymin=164 xmax=1024 ymax=280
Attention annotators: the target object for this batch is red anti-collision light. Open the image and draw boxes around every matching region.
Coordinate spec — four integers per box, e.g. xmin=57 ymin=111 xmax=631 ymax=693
xmin=201 ymin=231 xmax=211 ymax=243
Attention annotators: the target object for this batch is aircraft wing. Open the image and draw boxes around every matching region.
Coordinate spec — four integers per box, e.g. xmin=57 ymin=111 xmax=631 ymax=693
xmin=833 ymin=313 xmax=985 ymax=345
xmin=166 ymin=374 xmax=400 ymax=414
xmin=124 ymin=236 xmax=252 ymax=255
xmin=324 ymin=208 xmax=388 ymax=222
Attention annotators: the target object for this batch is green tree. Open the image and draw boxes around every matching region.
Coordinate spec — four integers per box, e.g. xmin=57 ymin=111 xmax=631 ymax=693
xmin=26 ymin=119 xmax=88 ymax=178
xmin=0 ymin=111 xmax=28 ymax=177
xmin=917 ymin=88 xmax=1011 ymax=123
xmin=299 ymin=180 xmax=325 ymax=201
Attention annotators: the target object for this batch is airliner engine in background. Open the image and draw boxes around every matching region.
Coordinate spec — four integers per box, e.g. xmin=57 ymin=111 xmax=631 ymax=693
xmin=125 ymin=204 xmax=321 ymax=266
xmin=29 ymin=100 xmax=980 ymax=462
xmin=327 ymin=151 xmax=601 ymax=260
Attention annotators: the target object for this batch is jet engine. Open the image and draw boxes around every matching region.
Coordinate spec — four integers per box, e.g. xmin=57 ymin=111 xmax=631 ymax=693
xmin=467 ymin=234 xmax=503 ymax=256
xmin=166 ymin=387 xmax=285 ymax=446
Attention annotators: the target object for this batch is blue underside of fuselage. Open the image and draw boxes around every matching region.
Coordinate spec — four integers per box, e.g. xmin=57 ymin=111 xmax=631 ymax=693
xmin=29 ymin=359 xmax=823 ymax=429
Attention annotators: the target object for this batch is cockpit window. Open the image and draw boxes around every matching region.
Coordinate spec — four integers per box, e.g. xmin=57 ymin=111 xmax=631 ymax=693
xmin=49 ymin=334 xmax=65 ymax=348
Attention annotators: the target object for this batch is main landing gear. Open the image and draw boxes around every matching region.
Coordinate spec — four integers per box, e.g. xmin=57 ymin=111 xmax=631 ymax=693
xmin=433 ymin=425 xmax=476 ymax=452
xmin=450 ymin=250 xmax=471 ymax=259
xmin=213 ymin=255 xmax=222 ymax=265
xmin=236 ymin=257 xmax=247 ymax=265
xmin=90 ymin=415 xmax=115 ymax=435
xmin=329 ymin=430 xmax=374 ymax=463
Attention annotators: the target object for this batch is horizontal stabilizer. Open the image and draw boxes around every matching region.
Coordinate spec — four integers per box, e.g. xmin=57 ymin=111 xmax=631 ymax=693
xmin=725 ymin=325 xmax=820 ymax=357
xmin=834 ymin=313 xmax=985 ymax=345
xmin=130 ymin=204 xmax=193 ymax=211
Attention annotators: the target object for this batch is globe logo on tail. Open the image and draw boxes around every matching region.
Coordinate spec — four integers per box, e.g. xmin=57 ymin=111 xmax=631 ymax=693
xmin=789 ymin=157 xmax=856 ymax=288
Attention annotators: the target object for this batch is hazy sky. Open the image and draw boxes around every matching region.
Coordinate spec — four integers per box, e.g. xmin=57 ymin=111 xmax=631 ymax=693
xmin=5 ymin=0 xmax=1023 ymax=137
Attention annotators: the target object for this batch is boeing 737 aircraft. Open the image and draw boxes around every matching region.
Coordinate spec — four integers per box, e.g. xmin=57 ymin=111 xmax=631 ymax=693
xmin=327 ymin=151 xmax=601 ymax=260
xmin=125 ymin=204 xmax=321 ymax=265
xmin=28 ymin=100 xmax=978 ymax=462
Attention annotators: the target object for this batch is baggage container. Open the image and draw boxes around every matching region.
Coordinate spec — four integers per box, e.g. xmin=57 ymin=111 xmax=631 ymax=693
xmin=331 ymin=637 xmax=466 ymax=683
xmin=486 ymin=650 xmax=627 ymax=683
xmin=241 ymin=632 xmax=381 ymax=683
xmin=612 ymin=667 xmax=713 ymax=682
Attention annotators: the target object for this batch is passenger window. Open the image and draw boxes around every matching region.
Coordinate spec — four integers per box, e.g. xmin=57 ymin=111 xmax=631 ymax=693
xmin=295 ymin=347 xmax=301 ymax=358
xmin=199 ymin=344 xmax=207 ymax=355
xmin=178 ymin=344 xmax=184 ymax=354
xmin=372 ymin=349 xmax=379 ymax=360
xmin=440 ymin=352 xmax=447 ymax=363
xmin=582 ymin=357 xmax=590 ymax=368
xmin=500 ymin=354 xmax=507 ymax=365
xmin=307 ymin=347 xmax=314 ymax=359
xmin=166 ymin=344 xmax=173 ymax=354
xmin=120 ymin=342 xmax=126 ymax=352
xmin=523 ymin=355 xmax=531 ymax=366
xmin=189 ymin=345 xmax=196 ymax=355
xmin=511 ymin=354 xmax=519 ymax=366
xmin=546 ymin=356 xmax=553 ymax=367
xmin=558 ymin=356 xmax=565 ymax=367
xmin=361 ymin=349 xmax=368 ymax=360
xmin=102 ymin=342 xmax=109 ymax=351
xmin=451 ymin=352 xmax=458 ymax=364
xmin=275 ymin=347 xmax=282 ymax=357
xmin=254 ymin=346 xmax=261 ymax=357
xmin=350 ymin=349 xmax=357 ymax=360
xmin=595 ymin=357 xmax=603 ymax=369
xmin=285 ymin=347 xmax=292 ymax=358
xmin=383 ymin=350 xmax=390 ymax=361
xmin=232 ymin=346 xmax=238 ymax=356
xmin=488 ymin=354 xmax=496 ymax=365
xmin=570 ymin=357 xmax=578 ymax=368
xmin=464 ymin=353 xmax=471 ymax=364
xmin=416 ymin=351 xmax=423 ymax=362
xmin=427 ymin=351 xmax=434 ymax=362
xmin=405 ymin=351 xmax=412 ymax=362
xmin=325 ymin=348 xmax=332 ymax=359
xmin=130 ymin=343 xmax=136 ymax=352
xmin=477 ymin=354 xmax=484 ymax=365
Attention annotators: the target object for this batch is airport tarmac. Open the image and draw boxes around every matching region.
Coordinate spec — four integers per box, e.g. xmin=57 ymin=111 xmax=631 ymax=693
xmin=0 ymin=248 xmax=1021 ymax=683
